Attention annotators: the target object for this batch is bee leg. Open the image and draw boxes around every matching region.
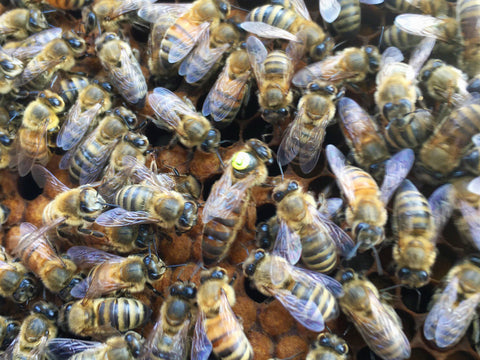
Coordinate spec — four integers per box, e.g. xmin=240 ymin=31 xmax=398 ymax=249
xmin=77 ymin=226 xmax=105 ymax=238
xmin=167 ymin=136 xmax=179 ymax=149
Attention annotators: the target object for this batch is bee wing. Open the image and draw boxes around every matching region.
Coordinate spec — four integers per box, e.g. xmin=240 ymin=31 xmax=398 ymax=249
xmin=74 ymin=264 xmax=130 ymax=300
xmin=359 ymin=0 xmax=384 ymax=3
xmin=380 ymin=46 xmax=404 ymax=68
xmin=325 ymin=144 xmax=357 ymax=204
xmin=114 ymin=45 xmax=147 ymax=106
xmin=424 ymin=276 xmax=459 ymax=342
xmin=394 ymin=14 xmax=451 ymax=42
xmin=298 ymin=116 xmax=330 ymax=174
xmin=324 ymin=197 xmax=343 ymax=217
xmin=272 ymin=219 xmax=302 ymax=265
xmin=379 ymin=149 xmax=415 ymax=205
xmin=191 ymin=311 xmax=212 ymax=360
xmin=179 ymin=28 xmax=231 ymax=84
xmin=56 ymin=102 xmax=102 ymax=151
xmin=428 ymin=184 xmax=453 ymax=239
xmin=289 ymin=0 xmax=312 ymax=20
xmin=435 ymin=292 xmax=480 ymax=348
xmin=17 ymin=123 xmax=49 ymax=177
xmin=78 ymin=140 xmax=119 ymax=186
xmin=408 ymin=37 xmax=436 ymax=75
xmin=46 ymin=338 xmax=103 ymax=360
xmin=120 ymin=155 xmax=176 ymax=191
xmin=240 ymin=22 xmax=298 ymax=42
xmin=6 ymin=27 xmax=62 ymax=61
xmin=31 ymin=164 xmax=70 ymax=192
xmin=277 ymin=110 xmax=303 ymax=166
xmin=292 ymin=263 xmax=344 ymax=296
xmin=168 ymin=21 xmax=210 ymax=64
xmin=108 ymin=0 xmax=155 ymax=19
xmin=145 ymin=313 xmax=190 ymax=360
xmin=319 ymin=0 xmax=341 ymax=23
xmin=468 ymin=176 xmax=480 ymax=195
xmin=246 ymin=36 xmax=268 ymax=87
xmin=16 ymin=57 xmax=64 ymax=87
xmin=95 ymin=208 xmax=158 ymax=227
xmin=202 ymin=64 xmax=250 ymax=121
xmin=457 ymin=200 xmax=480 ymax=250
xmin=137 ymin=3 xmax=191 ymax=23
xmin=309 ymin=203 xmax=355 ymax=256
xmin=149 ymin=87 xmax=194 ymax=131
xmin=66 ymin=246 xmax=124 ymax=269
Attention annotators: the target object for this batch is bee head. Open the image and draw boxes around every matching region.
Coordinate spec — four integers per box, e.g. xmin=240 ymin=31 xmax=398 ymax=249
xmin=243 ymin=249 xmax=266 ymax=277
xmin=200 ymin=267 xmax=227 ymax=284
xmin=32 ymin=301 xmax=58 ymax=321
xmin=27 ymin=9 xmax=48 ymax=32
xmin=200 ymin=129 xmax=221 ymax=153
xmin=124 ymin=331 xmax=143 ymax=358
xmin=170 ymin=282 xmax=197 ymax=300
xmin=176 ymin=201 xmax=197 ymax=233
xmin=143 ymin=255 xmax=166 ymax=281
xmin=338 ymin=268 xmax=356 ymax=284
xmin=397 ymin=267 xmax=429 ymax=288
xmin=365 ymin=45 xmax=380 ymax=73
xmin=13 ymin=275 xmax=37 ymax=304
xmin=316 ymin=333 xmax=349 ymax=355
xmin=272 ymin=180 xmax=299 ymax=203
xmin=354 ymin=222 xmax=384 ymax=250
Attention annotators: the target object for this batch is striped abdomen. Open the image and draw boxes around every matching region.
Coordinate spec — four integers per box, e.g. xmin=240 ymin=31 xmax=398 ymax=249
xmin=92 ymin=298 xmax=150 ymax=332
xmin=202 ymin=194 xmax=250 ymax=265
xmin=58 ymin=76 xmax=89 ymax=107
xmin=300 ymin=223 xmax=337 ymax=273
xmin=385 ymin=110 xmax=433 ymax=151
xmin=264 ymin=51 xmax=292 ymax=83
xmin=458 ymin=0 xmax=480 ymax=45
xmin=332 ymin=0 xmax=361 ymax=37
xmin=343 ymin=166 xmax=380 ymax=200
xmin=246 ymin=5 xmax=297 ymax=32
xmin=383 ymin=25 xmax=422 ymax=52
xmin=44 ymin=0 xmax=92 ymax=10
xmin=384 ymin=0 xmax=418 ymax=13
xmin=115 ymin=185 xmax=155 ymax=211
xmin=205 ymin=313 xmax=253 ymax=360
xmin=18 ymin=128 xmax=49 ymax=166
xmin=160 ymin=16 xmax=199 ymax=68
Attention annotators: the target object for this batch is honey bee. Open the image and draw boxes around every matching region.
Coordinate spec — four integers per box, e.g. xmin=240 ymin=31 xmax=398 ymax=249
xmin=326 ymin=144 xmax=414 ymax=253
xmin=95 ymin=33 xmax=147 ymax=109
xmin=192 ymin=267 xmax=253 ymax=360
xmin=0 ymin=129 xmax=14 ymax=169
xmin=424 ymin=256 xmax=480 ymax=348
xmin=418 ymin=59 xmax=469 ymax=104
xmin=242 ymin=1 xmax=334 ymax=62
xmin=13 ymin=222 xmax=79 ymax=294
xmin=392 ymin=179 xmax=453 ymax=288
xmin=143 ymin=281 xmax=197 ymax=360
xmin=336 ymin=97 xmax=390 ymax=175
xmin=148 ymin=87 xmax=221 ymax=154
xmin=56 ymin=82 xmax=113 ymax=151
xmin=90 ymin=224 xmax=156 ymax=255
xmin=202 ymin=139 xmax=272 ymax=265
xmin=16 ymin=31 xmax=87 ymax=90
xmin=59 ymin=297 xmax=151 ymax=337
xmin=292 ymin=45 xmax=381 ymax=89
xmin=0 ymin=245 xmax=37 ymax=304
xmin=270 ymin=179 xmax=354 ymax=273
xmin=46 ymin=331 xmax=144 ymax=360
xmin=103 ymin=132 xmax=149 ymax=176
xmin=59 ymin=107 xmax=139 ymax=185
xmin=278 ymin=81 xmax=339 ymax=173
xmin=306 ymin=333 xmax=349 ymax=360
xmin=202 ymin=47 xmax=252 ymax=126
xmin=375 ymin=39 xmax=435 ymax=124
xmin=0 ymin=9 xmax=49 ymax=43
xmin=31 ymin=165 xmax=106 ymax=238
xmin=0 ymin=316 xmax=20 ymax=351
xmin=0 ymin=46 xmax=23 ymax=94
xmin=243 ymin=249 xmax=342 ymax=331
xmin=338 ymin=269 xmax=411 ymax=359
xmin=16 ymin=90 xmax=65 ymax=177
xmin=246 ymin=36 xmax=301 ymax=124
xmin=6 ymin=302 xmax=58 ymax=360
xmin=54 ymin=73 xmax=90 ymax=108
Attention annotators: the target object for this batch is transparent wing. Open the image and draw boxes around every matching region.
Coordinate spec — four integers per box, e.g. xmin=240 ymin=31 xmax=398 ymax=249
xmin=95 ymin=208 xmax=159 ymax=227
xmin=66 ymin=246 xmax=123 ymax=269
xmin=6 ymin=27 xmax=62 ymax=61
xmin=457 ymin=200 xmax=480 ymax=250
xmin=277 ymin=110 xmax=303 ymax=166
xmin=428 ymin=184 xmax=453 ymax=238
xmin=290 ymin=0 xmax=312 ymax=20
xmin=468 ymin=176 xmax=480 ymax=195
xmin=272 ymin=219 xmax=302 ymax=265
xmin=17 ymin=124 xmax=48 ymax=177
xmin=191 ymin=311 xmax=212 ymax=360
xmin=298 ymin=117 xmax=329 ymax=174
xmin=394 ymin=14 xmax=451 ymax=42
xmin=240 ymin=22 xmax=298 ymax=42
xmin=168 ymin=22 xmax=210 ymax=64
xmin=137 ymin=3 xmax=191 ymax=23
xmin=109 ymin=0 xmax=155 ymax=19
xmin=246 ymin=36 xmax=268 ymax=88
xmin=113 ymin=45 xmax=147 ymax=106
xmin=290 ymin=263 xmax=344 ymax=297
xmin=324 ymin=197 xmax=343 ymax=218
xmin=120 ymin=155 xmax=176 ymax=192
xmin=16 ymin=57 xmax=64 ymax=87
xmin=319 ymin=0 xmax=341 ymax=23
xmin=379 ymin=149 xmax=415 ymax=204
xmin=408 ymin=37 xmax=435 ymax=75
xmin=359 ymin=0 xmax=384 ymax=3
xmin=325 ymin=144 xmax=356 ymax=204
xmin=46 ymin=338 xmax=103 ymax=360
xmin=149 ymin=87 xmax=196 ymax=131
xmin=31 ymin=164 xmax=70 ymax=192
xmin=380 ymin=46 xmax=404 ymax=68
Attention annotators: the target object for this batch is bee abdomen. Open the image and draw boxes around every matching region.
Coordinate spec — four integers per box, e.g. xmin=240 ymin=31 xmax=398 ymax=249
xmin=332 ymin=0 xmax=361 ymax=36
xmin=383 ymin=25 xmax=422 ymax=52
xmin=290 ymin=282 xmax=338 ymax=321
xmin=96 ymin=298 xmax=150 ymax=332
xmin=69 ymin=139 xmax=105 ymax=184
xmin=160 ymin=17 xmax=196 ymax=66
xmin=202 ymin=220 xmax=234 ymax=265
xmin=301 ymin=231 xmax=337 ymax=273
xmin=116 ymin=185 xmax=152 ymax=211
xmin=206 ymin=316 xmax=253 ymax=360
xmin=246 ymin=5 xmax=297 ymax=30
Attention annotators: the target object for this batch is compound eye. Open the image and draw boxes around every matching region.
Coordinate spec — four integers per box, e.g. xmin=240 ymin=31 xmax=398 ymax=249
xmin=383 ymin=102 xmax=394 ymax=117
xmin=287 ymin=181 xmax=299 ymax=192
xmin=245 ymin=264 xmax=256 ymax=276
xmin=273 ymin=191 xmax=284 ymax=203
xmin=422 ymin=70 xmax=431 ymax=81
xmin=417 ymin=270 xmax=429 ymax=283
xmin=308 ymin=82 xmax=320 ymax=92
xmin=278 ymin=108 xmax=288 ymax=116
xmin=318 ymin=333 xmax=330 ymax=346
xmin=336 ymin=344 xmax=348 ymax=354
xmin=341 ymin=269 xmax=354 ymax=283
xmin=325 ymin=85 xmax=336 ymax=94
xmin=48 ymin=97 xmax=61 ymax=107
xmin=314 ymin=43 xmax=326 ymax=58
xmin=398 ymin=267 xmax=411 ymax=279
xmin=254 ymin=250 xmax=265 ymax=261
xmin=355 ymin=222 xmax=369 ymax=234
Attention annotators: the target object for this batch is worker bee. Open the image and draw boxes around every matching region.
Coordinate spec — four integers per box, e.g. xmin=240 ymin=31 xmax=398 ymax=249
xmin=0 ymin=129 xmax=14 ymax=170
xmin=16 ymin=90 xmax=65 ymax=177
xmin=60 ymin=107 xmax=139 ymax=185
xmin=192 ymin=267 xmax=253 ymax=360
xmin=246 ymin=36 xmax=301 ymax=124
xmin=31 ymin=165 xmax=106 ymax=239
xmin=6 ymin=301 xmax=58 ymax=360
xmin=457 ymin=0 xmax=480 ymax=77
xmin=66 ymin=246 xmax=166 ymax=300
xmin=53 ymin=72 xmax=90 ymax=108
xmin=16 ymin=30 xmax=87 ymax=90
xmin=58 ymin=297 xmax=151 ymax=337
xmin=148 ymin=87 xmax=221 ymax=154
xmin=242 ymin=0 xmax=334 ymax=62
xmin=202 ymin=139 xmax=272 ymax=265
xmin=46 ymin=331 xmax=144 ymax=360
xmin=424 ymin=256 xmax=480 ymax=348
xmin=392 ymin=179 xmax=453 ymax=288
xmin=326 ymin=144 xmax=414 ymax=253
xmin=103 ymin=132 xmax=149 ymax=177
xmin=0 ymin=316 xmax=20 ymax=351
xmin=143 ymin=281 xmax=197 ymax=360
xmin=292 ymin=45 xmax=381 ymax=89
xmin=88 ymin=224 xmax=156 ymax=255
xmin=306 ymin=333 xmax=349 ymax=360
xmin=243 ymin=249 xmax=342 ymax=331
xmin=95 ymin=33 xmax=147 ymax=109
xmin=56 ymin=81 xmax=113 ymax=151
xmin=202 ymin=47 xmax=252 ymax=126
xmin=338 ymin=269 xmax=411 ymax=359
xmin=270 ymin=179 xmax=354 ymax=273
xmin=0 ymin=9 xmax=49 ymax=43
xmin=278 ymin=81 xmax=339 ymax=173
xmin=375 ymin=39 xmax=435 ymax=124
xmin=13 ymin=222 xmax=80 ymax=296
xmin=418 ymin=59 xmax=469 ymax=104
xmin=0 ymin=245 xmax=37 ymax=304
xmin=336 ymin=97 xmax=390 ymax=176
xmin=0 ymin=46 xmax=23 ymax=94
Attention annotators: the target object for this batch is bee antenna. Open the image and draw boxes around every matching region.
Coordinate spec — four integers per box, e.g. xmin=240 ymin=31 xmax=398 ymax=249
xmin=380 ymin=283 xmax=404 ymax=292
xmin=99 ymin=202 xmax=118 ymax=208
xmin=277 ymin=160 xmax=284 ymax=181
xmin=371 ymin=246 xmax=383 ymax=276
xmin=378 ymin=25 xmax=385 ymax=49
xmin=332 ymin=40 xmax=347 ymax=51
xmin=42 ymin=9 xmax=57 ymax=14
xmin=230 ymin=4 xmax=248 ymax=12
xmin=342 ymin=324 xmax=352 ymax=337
xmin=325 ymin=325 xmax=332 ymax=334
xmin=146 ymin=282 xmax=163 ymax=297
xmin=167 ymin=263 xmax=187 ymax=268
xmin=240 ymin=242 xmax=250 ymax=257
xmin=189 ymin=262 xmax=203 ymax=281
xmin=175 ymin=267 xmax=186 ymax=282
xmin=345 ymin=241 xmax=362 ymax=260
xmin=215 ymin=149 xmax=225 ymax=168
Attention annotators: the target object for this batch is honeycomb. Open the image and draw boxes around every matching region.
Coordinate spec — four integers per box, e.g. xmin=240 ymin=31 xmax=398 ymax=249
xmin=1 ymin=0 xmax=480 ymax=359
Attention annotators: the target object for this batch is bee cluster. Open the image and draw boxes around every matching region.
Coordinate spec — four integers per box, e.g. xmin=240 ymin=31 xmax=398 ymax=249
xmin=1 ymin=0 xmax=480 ymax=359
